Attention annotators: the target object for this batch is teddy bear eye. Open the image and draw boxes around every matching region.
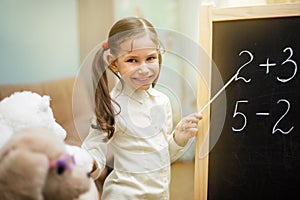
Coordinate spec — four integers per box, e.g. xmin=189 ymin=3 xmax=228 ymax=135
xmin=57 ymin=164 xmax=66 ymax=175
xmin=49 ymin=153 xmax=75 ymax=175
xmin=56 ymin=159 xmax=67 ymax=175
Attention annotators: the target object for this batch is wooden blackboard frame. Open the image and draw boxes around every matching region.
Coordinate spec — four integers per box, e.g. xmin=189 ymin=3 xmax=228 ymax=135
xmin=195 ymin=3 xmax=300 ymax=200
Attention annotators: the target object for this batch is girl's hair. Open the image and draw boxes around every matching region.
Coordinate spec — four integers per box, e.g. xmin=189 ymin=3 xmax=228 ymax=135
xmin=92 ymin=17 xmax=163 ymax=139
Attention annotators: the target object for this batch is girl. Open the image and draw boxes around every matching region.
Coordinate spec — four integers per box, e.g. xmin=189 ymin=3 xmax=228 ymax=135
xmin=82 ymin=17 xmax=202 ymax=200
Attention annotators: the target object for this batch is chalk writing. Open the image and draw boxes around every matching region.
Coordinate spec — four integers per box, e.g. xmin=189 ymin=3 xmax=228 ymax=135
xmin=232 ymin=47 xmax=297 ymax=134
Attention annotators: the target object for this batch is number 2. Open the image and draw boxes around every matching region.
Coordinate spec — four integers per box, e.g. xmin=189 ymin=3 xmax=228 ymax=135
xmin=272 ymin=99 xmax=294 ymax=134
xmin=235 ymin=50 xmax=253 ymax=83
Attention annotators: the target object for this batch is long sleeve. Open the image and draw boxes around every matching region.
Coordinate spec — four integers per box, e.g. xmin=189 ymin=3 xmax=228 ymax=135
xmin=164 ymin=98 xmax=185 ymax=163
xmin=81 ymin=122 xmax=108 ymax=180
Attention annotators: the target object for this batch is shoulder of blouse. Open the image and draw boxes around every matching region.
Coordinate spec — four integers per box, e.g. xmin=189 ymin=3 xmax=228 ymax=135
xmin=85 ymin=116 xmax=109 ymax=140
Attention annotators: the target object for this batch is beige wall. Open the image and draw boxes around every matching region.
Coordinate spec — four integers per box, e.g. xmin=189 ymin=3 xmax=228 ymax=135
xmin=78 ymin=0 xmax=114 ymax=63
xmin=0 ymin=0 xmax=79 ymax=84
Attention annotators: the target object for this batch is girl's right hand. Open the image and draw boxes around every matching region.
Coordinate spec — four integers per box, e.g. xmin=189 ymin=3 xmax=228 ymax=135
xmin=173 ymin=112 xmax=203 ymax=147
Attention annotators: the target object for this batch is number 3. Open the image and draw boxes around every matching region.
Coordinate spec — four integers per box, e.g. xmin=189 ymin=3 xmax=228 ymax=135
xmin=277 ymin=47 xmax=297 ymax=83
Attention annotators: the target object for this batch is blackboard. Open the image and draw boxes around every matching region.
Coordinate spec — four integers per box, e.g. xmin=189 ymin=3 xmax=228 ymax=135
xmin=208 ymin=14 xmax=300 ymax=200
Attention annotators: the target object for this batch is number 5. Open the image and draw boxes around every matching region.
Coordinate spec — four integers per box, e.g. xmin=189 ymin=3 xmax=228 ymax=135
xmin=232 ymin=100 xmax=249 ymax=132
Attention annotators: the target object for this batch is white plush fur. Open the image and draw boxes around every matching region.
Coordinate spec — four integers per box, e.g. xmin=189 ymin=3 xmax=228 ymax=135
xmin=0 ymin=91 xmax=66 ymax=147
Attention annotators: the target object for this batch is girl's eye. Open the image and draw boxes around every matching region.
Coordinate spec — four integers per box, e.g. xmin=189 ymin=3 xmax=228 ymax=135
xmin=147 ymin=56 xmax=157 ymax=61
xmin=126 ymin=59 xmax=137 ymax=63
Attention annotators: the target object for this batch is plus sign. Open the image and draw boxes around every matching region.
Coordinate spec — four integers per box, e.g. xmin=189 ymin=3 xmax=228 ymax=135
xmin=259 ymin=58 xmax=276 ymax=74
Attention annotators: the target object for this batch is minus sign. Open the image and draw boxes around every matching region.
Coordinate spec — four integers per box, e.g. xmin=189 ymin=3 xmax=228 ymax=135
xmin=256 ymin=112 xmax=270 ymax=116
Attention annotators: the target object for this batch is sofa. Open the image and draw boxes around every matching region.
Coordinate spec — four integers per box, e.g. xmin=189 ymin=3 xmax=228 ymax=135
xmin=0 ymin=77 xmax=195 ymax=200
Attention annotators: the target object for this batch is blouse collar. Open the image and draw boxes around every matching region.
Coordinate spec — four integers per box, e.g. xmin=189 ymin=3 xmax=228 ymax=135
xmin=113 ymin=80 xmax=159 ymax=104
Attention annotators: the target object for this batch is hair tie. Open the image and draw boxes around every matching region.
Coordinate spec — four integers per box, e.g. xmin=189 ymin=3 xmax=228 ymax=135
xmin=102 ymin=42 xmax=109 ymax=51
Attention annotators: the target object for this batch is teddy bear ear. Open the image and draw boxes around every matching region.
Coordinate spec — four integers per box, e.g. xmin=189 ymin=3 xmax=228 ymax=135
xmin=39 ymin=95 xmax=51 ymax=112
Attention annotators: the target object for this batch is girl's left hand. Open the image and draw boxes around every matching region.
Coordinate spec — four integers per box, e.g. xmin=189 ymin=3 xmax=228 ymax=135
xmin=174 ymin=112 xmax=203 ymax=147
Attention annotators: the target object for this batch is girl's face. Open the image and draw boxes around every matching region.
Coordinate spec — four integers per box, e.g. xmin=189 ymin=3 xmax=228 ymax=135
xmin=111 ymin=35 xmax=160 ymax=90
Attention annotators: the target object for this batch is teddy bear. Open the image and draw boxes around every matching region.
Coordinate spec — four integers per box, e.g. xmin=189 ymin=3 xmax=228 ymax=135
xmin=0 ymin=91 xmax=99 ymax=200
xmin=0 ymin=127 xmax=91 ymax=200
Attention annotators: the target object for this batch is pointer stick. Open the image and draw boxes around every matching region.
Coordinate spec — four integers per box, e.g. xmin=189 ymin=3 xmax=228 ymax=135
xmin=199 ymin=72 xmax=238 ymax=113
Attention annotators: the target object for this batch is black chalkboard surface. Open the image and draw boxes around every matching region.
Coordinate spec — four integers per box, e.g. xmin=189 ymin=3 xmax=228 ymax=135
xmin=208 ymin=16 xmax=300 ymax=200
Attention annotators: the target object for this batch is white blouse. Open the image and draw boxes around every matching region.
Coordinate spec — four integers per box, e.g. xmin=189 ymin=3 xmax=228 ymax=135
xmin=82 ymin=82 xmax=184 ymax=200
